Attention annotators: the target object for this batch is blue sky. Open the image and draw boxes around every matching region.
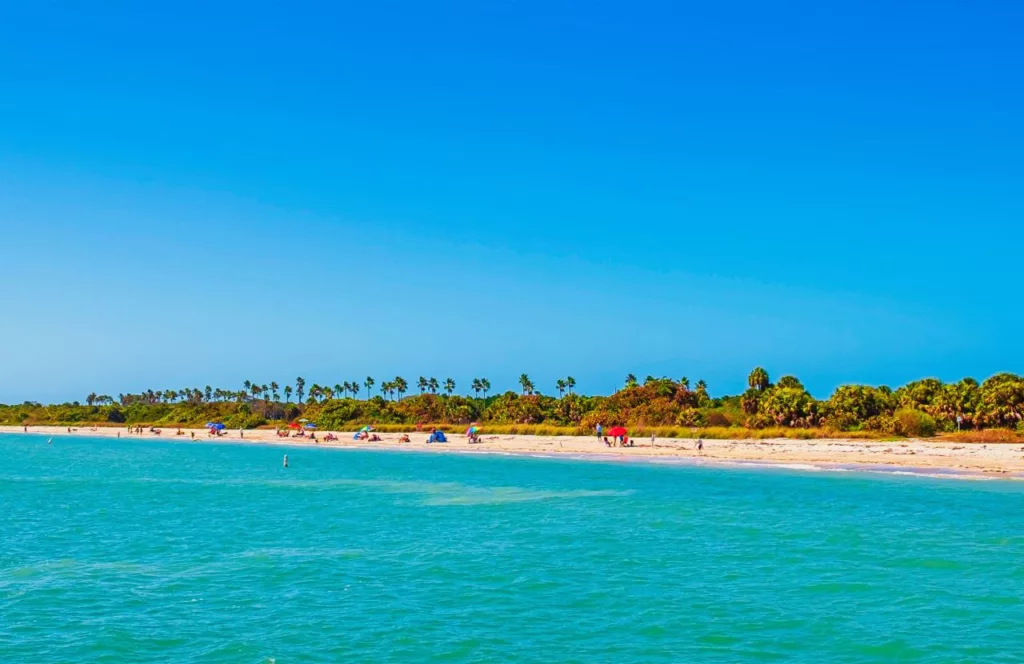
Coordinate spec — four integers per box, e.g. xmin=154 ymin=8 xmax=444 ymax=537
xmin=1 ymin=0 xmax=1021 ymax=403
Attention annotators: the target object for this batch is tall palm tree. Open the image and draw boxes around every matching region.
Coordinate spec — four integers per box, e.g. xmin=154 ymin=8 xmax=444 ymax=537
xmin=679 ymin=377 xmax=690 ymax=390
xmin=748 ymin=367 xmax=770 ymax=391
xmin=481 ymin=378 xmax=491 ymax=400
xmin=471 ymin=378 xmax=482 ymax=399
xmin=365 ymin=376 xmax=375 ymax=400
xmin=428 ymin=377 xmax=439 ymax=394
xmin=270 ymin=382 xmax=279 ymax=402
xmin=519 ymin=374 xmax=532 ymax=395
xmin=556 ymin=379 xmax=567 ymax=398
xmin=395 ymin=376 xmax=408 ymax=400
xmin=566 ymin=376 xmax=576 ymax=395
xmin=205 ymin=385 xmax=213 ymax=402
xmin=444 ymin=378 xmax=455 ymax=397
xmin=418 ymin=376 xmax=428 ymax=394
xmin=332 ymin=384 xmax=342 ymax=400
xmin=295 ymin=377 xmax=305 ymax=405
xmin=284 ymin=385 xmax=293 ymax=403
xmin=624 ymin=374 xmax=638 ymax=389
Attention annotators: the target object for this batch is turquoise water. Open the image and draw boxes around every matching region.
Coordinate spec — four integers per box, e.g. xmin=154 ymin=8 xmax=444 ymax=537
xmin=3 ymin=435 xmax=1024 ymax=662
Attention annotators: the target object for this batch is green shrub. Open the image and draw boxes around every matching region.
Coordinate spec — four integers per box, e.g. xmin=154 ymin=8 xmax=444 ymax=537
xmin=891 ymin=409 xmax=937 ymax=438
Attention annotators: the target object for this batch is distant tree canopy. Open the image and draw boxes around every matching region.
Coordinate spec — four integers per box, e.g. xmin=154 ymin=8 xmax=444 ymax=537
xmin=3 ymin=371 xmax=1023 ymax=436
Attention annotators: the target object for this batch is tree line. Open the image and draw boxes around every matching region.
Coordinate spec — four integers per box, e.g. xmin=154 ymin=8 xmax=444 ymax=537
xmin=4 ymin=369 xmax=1023 ymax=437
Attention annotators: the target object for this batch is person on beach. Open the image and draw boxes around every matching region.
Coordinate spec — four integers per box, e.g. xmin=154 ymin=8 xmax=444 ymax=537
xmin=191 ymin=431 xmax=195 ymax=440
xmin=283 ymin=454 xmax=288 ymax=468
xmin=596 ymin=423 xmax=602 ymax=440
xmin=239 ymin=430 xmax=243 ymax=438
xmin=697 ymin=438 xmax=703 ymax=455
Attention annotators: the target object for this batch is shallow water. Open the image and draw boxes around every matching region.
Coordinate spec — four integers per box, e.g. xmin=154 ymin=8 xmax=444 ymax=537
xmin=3 ymin=434 xmax=1024 ymax=662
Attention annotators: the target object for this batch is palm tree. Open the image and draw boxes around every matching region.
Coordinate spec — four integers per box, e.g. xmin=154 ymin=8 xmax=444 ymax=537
xmin=624 ymin=374 xmax=638 ymax=389
xmin=365 ymin=376 xmax=375 ymax=400
xmin=395 ymin=376 xmax=408 ymax=400
xmin=471 ymin=378 xmax=482 ymax=399
xmin=444 ymin=378 xmax=455 ymax=397
xmin=566 ymin=376 xmax=576 ymax=395
xmin=481 ymin=378 xmax=491 ymax=400
xmin=205 ymin=385 xmax=213 ymax=402
xmin=679 ymin=376 xmax=690 ymax=390
xmin=428 ymin=377 xmax=439 ymax=394
xmin=556 ymin=379 xmax=567 ymax=398
xmin=418 ymin=376 xmax=428 ymax=394
xmin=748 ymin=367 xmax=771 ymax=391
xmin=295 ymin=377 xmax=305 ymax=405
xmin=270 ymin=382 xmax=279 ymax=402
xmin=519 ymin=373 xmax=532 ymax=395
xmin=243 ymin=380 xmax=252 ymax=400
xmin=284 ymin=385 xmax=293 ymax=403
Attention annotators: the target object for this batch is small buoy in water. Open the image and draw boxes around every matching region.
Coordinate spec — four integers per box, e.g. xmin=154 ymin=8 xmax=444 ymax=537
xmin=283 ymin=454 xmax=288 ymax=468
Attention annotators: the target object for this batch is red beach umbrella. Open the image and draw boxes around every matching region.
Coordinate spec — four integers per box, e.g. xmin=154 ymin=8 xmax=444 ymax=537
xmin=287 ymin=422 xmax=301 ymax=429
xmin=607 ymin=426 xmax=628 ymax=437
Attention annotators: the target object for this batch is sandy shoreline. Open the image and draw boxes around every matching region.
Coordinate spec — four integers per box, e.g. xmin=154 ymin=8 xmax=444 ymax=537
xmin=5 ymin=425 xmax=1024 ymax=477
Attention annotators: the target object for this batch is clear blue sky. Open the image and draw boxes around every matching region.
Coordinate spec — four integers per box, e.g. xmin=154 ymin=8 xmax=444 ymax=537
xmin=1 ymin=0 xmax=1021 ymax=404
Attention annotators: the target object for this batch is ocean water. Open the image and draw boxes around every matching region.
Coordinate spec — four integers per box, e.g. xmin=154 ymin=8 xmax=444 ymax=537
xmin=3 ymin=435 xmax=1024 ymax=663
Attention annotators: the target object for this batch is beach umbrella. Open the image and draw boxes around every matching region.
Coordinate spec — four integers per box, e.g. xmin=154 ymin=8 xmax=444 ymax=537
xmin=287 ymin=422 xmax=301 ymax=429
xmin=359 ymin=425 xmax=374 ymax=432
xmin=205 ymin=422 xmax=218 ymax=428
xmin=298 ymin=418 xmax=310 ymax=423
xmin=466 ymin=425 xmax=480 ymax=435
xmin=207 ymin=422 xmax=225 ymax=430
xmin=304 ymin=423 xmax=317 ymax=429
xmin=607 ymin=426 xmax=628 ymax=437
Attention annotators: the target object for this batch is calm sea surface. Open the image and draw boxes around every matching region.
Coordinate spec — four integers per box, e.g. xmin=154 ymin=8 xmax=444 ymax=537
xmin=3 ymin=434 xmax=1024 ymax=662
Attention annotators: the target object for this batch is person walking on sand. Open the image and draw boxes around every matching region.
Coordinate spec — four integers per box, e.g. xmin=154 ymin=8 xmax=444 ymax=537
xmin=596 ymin=423 xmax=602 ymax=440
xmin=696 ymin=438 xmax=703 ymax=456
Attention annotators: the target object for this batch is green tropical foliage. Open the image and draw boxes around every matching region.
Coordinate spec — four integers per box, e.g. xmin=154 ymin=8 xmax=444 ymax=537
xmin=4 ymin=369 xmax=1024 ymax=437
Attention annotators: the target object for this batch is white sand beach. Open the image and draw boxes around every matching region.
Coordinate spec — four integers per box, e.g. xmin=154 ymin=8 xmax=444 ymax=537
xmin=5 ymin=425 xmax=1024 ymax=476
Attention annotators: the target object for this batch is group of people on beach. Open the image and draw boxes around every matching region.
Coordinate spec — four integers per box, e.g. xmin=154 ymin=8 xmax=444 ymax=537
xmin=595 ymin=423 xmax=703 ymax=454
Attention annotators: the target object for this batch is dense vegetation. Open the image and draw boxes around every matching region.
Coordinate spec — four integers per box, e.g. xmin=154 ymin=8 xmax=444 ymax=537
xmin=3 ymin=370 xmax=1023 ymax=440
